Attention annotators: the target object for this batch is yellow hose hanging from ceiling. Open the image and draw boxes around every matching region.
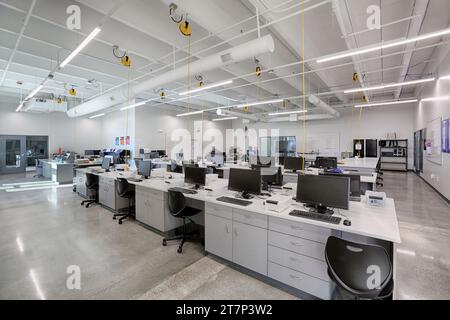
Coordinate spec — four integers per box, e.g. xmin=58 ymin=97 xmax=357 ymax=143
xmin=301 ymin=0 xmax=306 ymax=170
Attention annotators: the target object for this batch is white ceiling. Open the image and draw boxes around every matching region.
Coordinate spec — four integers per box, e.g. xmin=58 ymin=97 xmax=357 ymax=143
xmin=0 ymin=0 xmax=449 ymax=117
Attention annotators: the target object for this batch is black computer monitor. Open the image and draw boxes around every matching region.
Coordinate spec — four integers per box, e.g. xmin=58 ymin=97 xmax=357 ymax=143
xmin=228 ymin=168 xmax=261 ymax=198
xmin=152 ymin=150 xmax=166 ymax=157
xmin=101 ymin=157 xmax=111 ymax=171
xmin=315 ymin=157 xmax=338 ymax=169
xmin=321 ymin=173 xmax=361 ymax=197
xmin=138 ymin=160 xmax=152 ymax=179
xmin=261 ymin=167 xmax=283 ymax=188
xmin=149 ymin=151 xmax=160 ymax=159
xmin=184 ymin=166 xmax=206 ymax=189
xmin=284 ymin=156 xmax=304 ymax=172
xmin=296 ymin=174 xmax=350 ymax=214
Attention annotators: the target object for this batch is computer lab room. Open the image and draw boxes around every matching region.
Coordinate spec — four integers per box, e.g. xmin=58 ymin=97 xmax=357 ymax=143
xmin=0 ymin=0 xmax=449 ymax=302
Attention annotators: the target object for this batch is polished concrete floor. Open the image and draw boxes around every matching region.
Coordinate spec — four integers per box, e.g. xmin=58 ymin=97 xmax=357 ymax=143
xmin=0 ymin=171 xmax=449 ymax=300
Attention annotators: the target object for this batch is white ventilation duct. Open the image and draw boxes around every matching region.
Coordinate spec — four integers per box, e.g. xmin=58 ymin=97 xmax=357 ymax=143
xmin=221 ymin=109 xmax=260 ymax=122
xmin=23 ymin=98 xmax=67 ymax=113
xmin=308 ymin=95 xmax=340 ymax=117
xmin=267 ymin=114 xmax=334 ymax=123
xmin=67 ymin=35 xmax=275 ymax=117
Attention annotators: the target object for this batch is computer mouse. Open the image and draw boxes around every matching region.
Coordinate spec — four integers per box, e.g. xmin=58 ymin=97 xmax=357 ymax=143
xmin=343 ymin=219 xmax=351 ymax=226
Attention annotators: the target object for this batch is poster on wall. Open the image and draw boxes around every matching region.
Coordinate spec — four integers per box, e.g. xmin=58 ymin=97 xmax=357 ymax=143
xmin=443 ymin=119 xmax=450 ymax=153
xmin=120 ymin=136 xmax=125 ymax=146
xmin=126 ymin=136 xmax=130 ymax=146
xmin=425 ymin=117 xmax=442 ymax=165
xmin=115 ymin=137 xmax=120 ymax=146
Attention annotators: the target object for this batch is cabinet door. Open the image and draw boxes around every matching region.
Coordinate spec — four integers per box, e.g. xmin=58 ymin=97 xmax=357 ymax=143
xmin=147 ymin=196 xmax=165 ymax=231
xmin=205 ymin=214 xmax=232 ymax=261
xmin=233 ymin=221 xmax=268 ymax=275
xmin=76 ymin=172 xmax=86 ymax=197
xmin=135 ymin=189 xmax=150 ymax=225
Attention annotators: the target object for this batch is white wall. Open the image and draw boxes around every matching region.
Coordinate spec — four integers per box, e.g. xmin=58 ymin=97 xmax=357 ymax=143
xmin=135 ymin=106 xmax=230 ymax=159
xmin=100 ymin=108 xmax=135 ymax=156
xmin=0 ymin=102 xmax=103 ymax=155
xmin=233 ymin=104 xmax=415 ymax=167
xmin=414 ymin=51 xmax=450 ymax=200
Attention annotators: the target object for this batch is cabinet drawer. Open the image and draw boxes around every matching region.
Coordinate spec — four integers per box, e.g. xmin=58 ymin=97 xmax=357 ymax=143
xmin=268 ymin=231 xmax=326 ymax=261
xmin=233 ymin=209 xmax=267 ymax=229
xmin=136 ymin=186 xmax=164 ymax=200
xmin=268 ymin=262 xmax=334 ymax=300
xmin=206 ymin=202 xmax=232 ymax=220
xmin=269 ymin=216 xmax=335 ymax=244
xmin=268 ymin=245 xmax=330 ymax=281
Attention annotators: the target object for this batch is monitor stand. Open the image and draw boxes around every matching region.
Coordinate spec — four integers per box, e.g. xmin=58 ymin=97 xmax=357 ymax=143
xmin=194 ymin=184 xmax=201 ymax=190
xmin=305 ymin=204 xmax=334 ymax=215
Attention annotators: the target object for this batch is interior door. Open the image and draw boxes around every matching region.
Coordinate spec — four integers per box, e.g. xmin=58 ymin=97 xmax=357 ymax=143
xmin=0 ymin=135 xmax=27 ymax=174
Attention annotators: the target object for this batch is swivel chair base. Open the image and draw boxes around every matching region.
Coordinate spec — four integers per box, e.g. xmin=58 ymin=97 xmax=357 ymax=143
xmin=162 ymin=217 xmax=202 ymax=253
xmin=81 ymin=199 xmax=97 ymax=208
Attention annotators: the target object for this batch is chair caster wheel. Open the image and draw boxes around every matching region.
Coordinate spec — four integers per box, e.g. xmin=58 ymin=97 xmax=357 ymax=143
xmin=177 ymin=247 xmax=182 ymax=253
xmin=162 ymin=240 xmax=167 ymax=246
xmin=80 ymin=203 xmax=84 ymax=206
xmin=113 ymin=216 xmax=116 ymax=220
xmin=119 ymin=220 xmax=122 ymax=225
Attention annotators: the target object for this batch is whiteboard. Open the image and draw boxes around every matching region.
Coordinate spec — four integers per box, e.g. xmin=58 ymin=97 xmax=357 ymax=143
xmin=299 ymin=133 xmax=340 ymax=157
xmin=426 ymin=117 xmax=442 ymax=165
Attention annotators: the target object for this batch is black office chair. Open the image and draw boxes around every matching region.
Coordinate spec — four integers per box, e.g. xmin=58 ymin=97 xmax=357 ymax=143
xmin=113 ymin=178 xmax=135 ymax=224
xmin=33 ymin=159 xmax=43 ymax=178
xmin=81 ymin=173 xmax=99 ymax=208
xmin=162 ymin=189 xmax=202 ymax=253
xmin=325 ymin=236 xmax=394 ymax=300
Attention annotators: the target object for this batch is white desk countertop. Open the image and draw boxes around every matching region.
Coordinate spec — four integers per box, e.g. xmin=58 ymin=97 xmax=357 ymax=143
xmin=76 ymin=167 xmax=399 ymax=243
xmin=338 ymin=157 xmax=380 ymax=170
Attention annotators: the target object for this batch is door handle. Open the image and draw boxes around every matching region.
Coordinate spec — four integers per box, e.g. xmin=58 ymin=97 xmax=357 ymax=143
xmin=233 ymin=228 xmax=237 ymax=237
xmin=225 ymin=225 xmax=229 ymax=233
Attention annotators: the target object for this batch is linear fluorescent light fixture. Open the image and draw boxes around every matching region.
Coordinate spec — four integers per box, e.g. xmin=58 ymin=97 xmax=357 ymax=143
xmin=120 ymin=101 xmax=147 ymax=111
xmin=59 ymin=27 xmax=101 ymax=68
xmin=268 ymin=109 xmax=307 ymax=116
xmin=16 ymin=84 xmax=45 ymax=112
xmin=235 ymin=98 xmax=284 ymax=108
xmin=439 ymin=75 xmax=450 ymax=80
xmin=344 ymin=78 xmax=435 ymax=94
xmin=212 ymin=117 xmax=238 ymax=121
xmin=317 ymin=27 xmax=450 ymax=63
xmin=421 ymin=96 xmax=450 ymax=102
xmin=179 ymin=80 xmax=233 ymax=96
xmin=355 ymin=99 xmax=418 ymax=108
xmin=176 ymin=110 xmax=204 ymax=117
xmin=89 ymin=113 xmax=105 ymax=119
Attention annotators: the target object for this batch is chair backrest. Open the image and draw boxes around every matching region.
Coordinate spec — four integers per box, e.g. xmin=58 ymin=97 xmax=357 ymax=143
xmin=325 ymin=236 xmax=392 ymax=298
xmin=85 ymin=173 xmax=99 ymax=189
xmin=168 ymin=189 xmax=186 ymax=217
xmin=116 ymin=178 xmax=129 ymax=197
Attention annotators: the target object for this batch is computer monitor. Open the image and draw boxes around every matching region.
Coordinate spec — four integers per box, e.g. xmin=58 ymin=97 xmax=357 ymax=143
xmin=101 ymin=157 xmax=111 ymax=171
xmin=184 ymin=166 xmax=206 ymax=189
xmin=296 ymin=174 xmax=350 ymax=214
xmin=278 ymin=156 xmax=285 ymax=166
xmin=322 ymin=173 xmax=361 ymax=197
xmin=152 ymin=150 xmax=166 ymax=157
xmin=284 ymin=156 xmax=304 ymax=172
xmin=149 ymin=151 xmax=160 ymax=159
xmin=85 ymin=150 xmax=100 ymax=156
xmin=138 ymin=160 xmax=152 ymax=179
xmin=213 ymin=154 xmax=224 ymax=166
xmin=261 ymin=166 xmax=283 ymax=188
xmin=228 ymin=168 xmax=261 ymax=198
xmin=314 ymin=157 xmax=338 ymax=169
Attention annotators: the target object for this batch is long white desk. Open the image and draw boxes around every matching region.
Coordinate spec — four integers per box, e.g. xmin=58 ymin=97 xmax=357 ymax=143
xmin=338 ymin=157 xmax=380 ymax=174
xmin=76 ymin=167 xmax=400 ymax=299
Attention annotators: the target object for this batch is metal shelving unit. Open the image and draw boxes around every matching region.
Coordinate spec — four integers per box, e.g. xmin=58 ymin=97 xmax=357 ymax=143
xmin=379 ymin=139 xmax=408 ymax=172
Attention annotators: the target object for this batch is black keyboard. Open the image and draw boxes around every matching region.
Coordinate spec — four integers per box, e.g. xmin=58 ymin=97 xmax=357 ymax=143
xmin=216 ymin=196 xmax=252 ymax=206
xmin=289 ymin=210 xmax=342 ymax=225
xmin=170 ymin=187 xmax=198 ymax=194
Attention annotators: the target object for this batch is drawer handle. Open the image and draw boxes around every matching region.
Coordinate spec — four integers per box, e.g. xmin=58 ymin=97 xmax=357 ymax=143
xmin=289 ymin=274 xmax=302 ymax=280
xmin=233 ymin=228 xmax=237 ymax=236
xmin=290 ymin=241 xmax=303 ymax=247
xmin=225 ymin=225 xmax=229 ymax=233
xmin=290 ymin=225 xmax=303 ymax=231
xmin=289 ymin=256 xmax=300 ymax=262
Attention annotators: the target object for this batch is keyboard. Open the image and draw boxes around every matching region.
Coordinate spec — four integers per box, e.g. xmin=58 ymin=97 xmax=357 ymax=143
xmin=216 ymin=196 xmax=252 ymax=206
xmin=289 ymin=209 xmax=342 ymax=225
xmin=127 ymin=178 xmax=143 ymax=183
xmin=169 ymin=187 xmax=198 ymax=194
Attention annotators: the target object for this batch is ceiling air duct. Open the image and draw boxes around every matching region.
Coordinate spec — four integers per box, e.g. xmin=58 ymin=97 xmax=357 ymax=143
xmin=308 ymin=95 xmax=340 ymax=118
xmin=67 ymin=35 xmax=275 ymax=117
